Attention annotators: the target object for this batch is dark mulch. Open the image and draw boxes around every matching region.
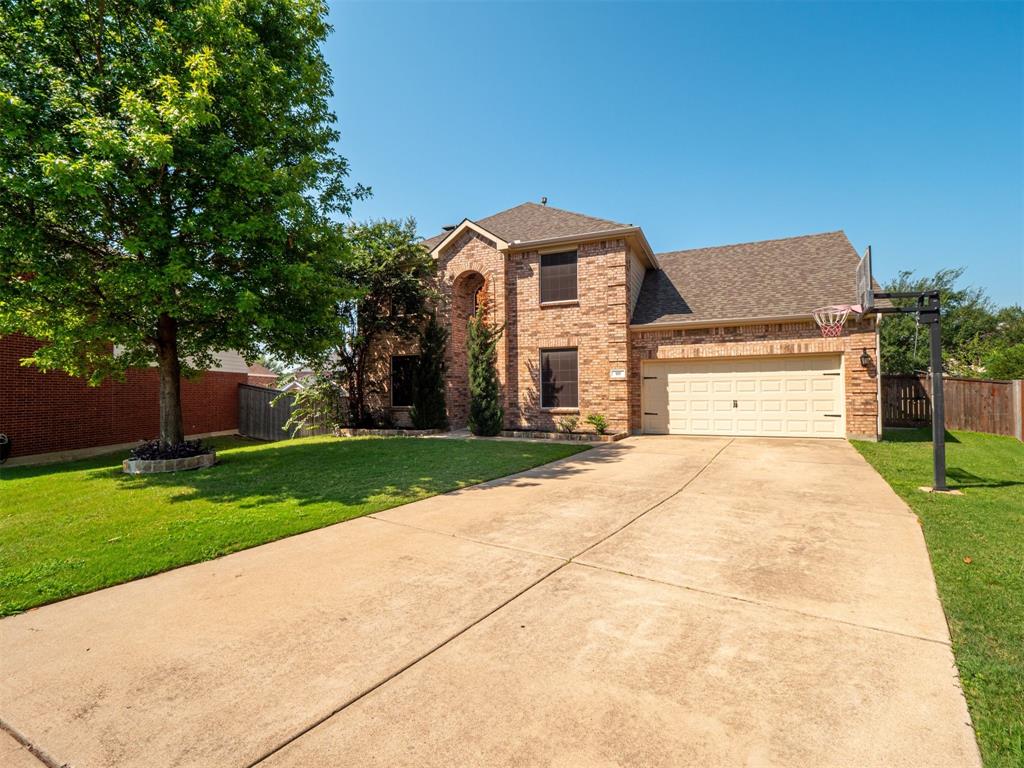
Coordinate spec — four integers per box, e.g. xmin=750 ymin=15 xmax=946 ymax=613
xmin=128 ymin=439 xmax=212 ymax=461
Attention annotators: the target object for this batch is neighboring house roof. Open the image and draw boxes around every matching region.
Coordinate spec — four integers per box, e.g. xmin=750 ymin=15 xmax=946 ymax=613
xmin=201 ymin=350 xmax=250 ymax=374
xmin=247 ymin=363 xmax=278 ymax=378
xmin=421 ymin=202 xmax=630 ymax=250
xmin=632 ymin=231 xmax=870 ymax=326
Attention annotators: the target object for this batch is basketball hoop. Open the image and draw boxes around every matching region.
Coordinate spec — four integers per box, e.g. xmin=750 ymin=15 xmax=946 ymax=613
xmin=812 ymin=305 xmax=860 ymax=337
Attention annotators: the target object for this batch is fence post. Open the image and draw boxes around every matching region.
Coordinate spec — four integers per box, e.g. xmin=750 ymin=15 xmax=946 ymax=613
xmin=1015 ymin=380 xmax=1023 ymax=442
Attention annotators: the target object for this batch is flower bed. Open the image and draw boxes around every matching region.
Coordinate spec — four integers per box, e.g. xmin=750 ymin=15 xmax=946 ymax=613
xmin=335 ymin=428 xmax=445 ymax=438
xmin=123 ymin=439 xmax=217 ymax=474
xmin=123 ymin=451 xmax=217 ymax=475
xmin=499 ymin=429 xmax=627 ymax=443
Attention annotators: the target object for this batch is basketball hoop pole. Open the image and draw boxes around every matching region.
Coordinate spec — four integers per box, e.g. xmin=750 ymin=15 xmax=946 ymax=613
xmin=925 ymin=292 xmax=947 ymax=491
xmin=872 ymin=289 xmax=947 ymax=491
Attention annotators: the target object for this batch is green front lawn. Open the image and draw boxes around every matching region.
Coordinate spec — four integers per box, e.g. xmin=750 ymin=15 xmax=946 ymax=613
xmin=0 ymin=435 xmax=588 ymax=617
xmin=853 ymin=430 xmax=1023 ymax=768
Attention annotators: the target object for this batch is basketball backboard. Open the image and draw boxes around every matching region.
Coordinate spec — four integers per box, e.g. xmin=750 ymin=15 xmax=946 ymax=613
xmin=856 ymin=246 xmax=874 ymax=313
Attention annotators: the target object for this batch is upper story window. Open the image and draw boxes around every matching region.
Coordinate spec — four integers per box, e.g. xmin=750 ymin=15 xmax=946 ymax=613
xmin=539 ymin=250 xmax=578 ymax=303
xmin=390 ymin=355 xmax=418 ymax=407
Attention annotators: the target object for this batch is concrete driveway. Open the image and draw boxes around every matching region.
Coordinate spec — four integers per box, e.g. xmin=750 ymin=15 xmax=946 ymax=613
xmin=1 ymin=437 xmax=980 ymax=767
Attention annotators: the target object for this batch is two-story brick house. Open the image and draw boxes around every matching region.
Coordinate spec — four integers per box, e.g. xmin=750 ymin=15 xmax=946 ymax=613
xmin=376 ymin=202 xmax=880 ymax=441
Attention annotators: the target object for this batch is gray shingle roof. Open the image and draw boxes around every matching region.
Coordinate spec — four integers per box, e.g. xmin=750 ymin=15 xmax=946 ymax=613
xmin=422 ymin=202 xmax=628 ymax=250
xmin=632 ymin=231 xmax=870 ymax=326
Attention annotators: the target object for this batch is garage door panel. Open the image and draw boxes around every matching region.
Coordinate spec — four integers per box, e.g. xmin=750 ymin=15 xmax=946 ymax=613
xmin=642 ymin=356 xmax=844 ymax=438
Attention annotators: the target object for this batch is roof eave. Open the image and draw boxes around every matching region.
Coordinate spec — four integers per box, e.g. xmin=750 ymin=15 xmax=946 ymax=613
xmin=427 ymin=219 xmax=509 ymax=258
xmin=629 ymin=311 xmax=877 ymax=332
xmin=508 ymin=226 xmax=660 ymax=267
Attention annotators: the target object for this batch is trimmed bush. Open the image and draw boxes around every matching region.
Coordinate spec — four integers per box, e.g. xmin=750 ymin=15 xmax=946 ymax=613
xmin=467 ymin=305 xmax=504 ymax=436
xmin=557 ymin=415 xmax=579 ymax=433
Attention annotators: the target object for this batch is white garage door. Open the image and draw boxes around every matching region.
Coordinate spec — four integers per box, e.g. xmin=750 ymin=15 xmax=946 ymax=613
xmin=642 ymin=356 xmax=845 ymax=438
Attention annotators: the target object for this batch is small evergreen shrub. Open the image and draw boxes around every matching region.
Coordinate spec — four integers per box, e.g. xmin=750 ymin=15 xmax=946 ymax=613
xmin=467 ymin=304 xmax=504 ymax=436
xmin=557 ymin=415 xmax=579 ymax=433
xmin=586 ymin=413 xmax=609 ymax=435
xmin=411 ymin=314 xmax=449 ymax=429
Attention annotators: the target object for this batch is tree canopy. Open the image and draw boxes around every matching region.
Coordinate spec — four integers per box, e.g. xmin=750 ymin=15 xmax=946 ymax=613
xmin=332 ymin=218 xmax=435 ymax=426
xmin=879 ymin=268 xmax=1024 ymax=378
xmin=0 ymin=0 xmax=364 ymax=443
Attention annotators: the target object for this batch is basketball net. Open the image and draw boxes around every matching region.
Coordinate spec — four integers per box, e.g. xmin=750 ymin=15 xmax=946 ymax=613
xmin=812 ymin=305 xmax=862 ymax=337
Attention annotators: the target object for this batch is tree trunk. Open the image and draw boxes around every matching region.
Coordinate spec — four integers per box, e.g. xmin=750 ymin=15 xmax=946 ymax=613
xmin=156 ymin=313 xmax=185 ymax=447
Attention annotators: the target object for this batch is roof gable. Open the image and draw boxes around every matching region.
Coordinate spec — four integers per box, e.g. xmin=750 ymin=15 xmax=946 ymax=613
xmin=422 ymin=202 xmax=628 ymax=251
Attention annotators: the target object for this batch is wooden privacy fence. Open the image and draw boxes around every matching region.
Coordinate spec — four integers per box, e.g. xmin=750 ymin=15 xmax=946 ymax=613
xmin=882 ymin=375 xmax=1024 ymax=440
xmin=237 ymin=384 xmax=333 ymax=441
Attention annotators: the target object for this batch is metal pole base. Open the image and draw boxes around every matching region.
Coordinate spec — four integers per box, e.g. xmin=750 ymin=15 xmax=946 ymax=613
xmin=918 ymin=486 xmax=964 ymax=496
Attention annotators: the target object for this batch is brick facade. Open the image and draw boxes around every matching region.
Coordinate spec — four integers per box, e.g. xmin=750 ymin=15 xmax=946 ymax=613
xmin=436 ymin=230 xmax=508 ymax=428
xmin=505 ymin=238 xmax=632 ymax=434
xmin=628 ymin=317 xmax=880 ymax=439
xmin=1 ymin=333 xmax=244 ymax=460
xmin=401 ymin=232 xmax=633 ymax=434
xmin=370 ymin=229 xmax=880 ymax=441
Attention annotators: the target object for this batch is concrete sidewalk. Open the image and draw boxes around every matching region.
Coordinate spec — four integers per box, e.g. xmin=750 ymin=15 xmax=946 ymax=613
xmin=0 ymin=437 xmax=980 ymax=767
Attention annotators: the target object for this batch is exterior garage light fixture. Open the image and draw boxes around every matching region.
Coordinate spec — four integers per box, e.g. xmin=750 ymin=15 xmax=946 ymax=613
xmin=860 ymin=348 xmax=872 ymax=367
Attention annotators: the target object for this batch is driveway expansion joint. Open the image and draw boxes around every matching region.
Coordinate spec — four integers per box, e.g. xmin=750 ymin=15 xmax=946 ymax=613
xmin=249 ymin=439 xmax=734 ymax=767
xmin=0 ymin=718 xmax=61 ymax=768
xmin=568 ymin=439 xmax=735 ymax=563
xmin=569 ymin=560 xmax=954 ymax=647
xmin=365 ymin=515 xmax=569 ymax=563
xmin=244 ymin=558 xmax=569 ymax=768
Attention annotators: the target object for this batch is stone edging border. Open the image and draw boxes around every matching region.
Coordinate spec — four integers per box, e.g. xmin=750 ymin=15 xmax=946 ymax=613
xmin=335 ymin=428 xmax=445 ymax=438
xmin=123 ymin=451 xmax=217 ymax=475
xmin=499 ymin=430 xmax=628 ymax=443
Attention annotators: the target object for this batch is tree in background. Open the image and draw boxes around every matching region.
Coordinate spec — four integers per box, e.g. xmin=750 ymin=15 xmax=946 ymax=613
xmin=281 ymin=370 xmax=348 ymax=437
xmin=334 ymin=219 xmax=434 ymax=426
xmin=880 ymin=268 xmax=1024 ymax=377
xmin=257 ymin=355 xmax=286 ymax=377
xmin=985 ymin=344 xmax=1024 ymax=380
xmin=410 ymin=314 xmax=448 ymax=430
xmin=467 ymin=303 xmax=504 ymax=436
xmin=0 ymin=0 xmax=363 ymax=448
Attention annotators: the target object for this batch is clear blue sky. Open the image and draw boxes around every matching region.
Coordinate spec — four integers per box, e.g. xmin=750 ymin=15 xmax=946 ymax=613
xmin=326 ymin=1 xmax=1023 ymax=307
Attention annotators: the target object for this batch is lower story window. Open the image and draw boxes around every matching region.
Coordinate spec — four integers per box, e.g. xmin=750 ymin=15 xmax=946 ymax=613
xmin=541 ymin=348 xmax=578 ymax=408
xmin=391 ymin=355 xmax=418 ymax=407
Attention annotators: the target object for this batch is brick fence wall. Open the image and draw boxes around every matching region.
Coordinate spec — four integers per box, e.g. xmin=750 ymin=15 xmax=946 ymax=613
xmin=1 ymin=334 xmax=244 ymax=460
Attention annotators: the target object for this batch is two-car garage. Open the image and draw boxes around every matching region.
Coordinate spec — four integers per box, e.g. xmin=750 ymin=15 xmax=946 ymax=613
xmin=640 ymin=355 xmax=845 ymax=438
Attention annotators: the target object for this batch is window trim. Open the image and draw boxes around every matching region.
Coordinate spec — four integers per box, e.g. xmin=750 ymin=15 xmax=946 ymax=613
xmin=539 ymin=347 xmax=580 ymax=410
xmin=390 ymin=354 xmax=419 ymax=408
xmin=538 ymin=250 xmax=578 ymax=305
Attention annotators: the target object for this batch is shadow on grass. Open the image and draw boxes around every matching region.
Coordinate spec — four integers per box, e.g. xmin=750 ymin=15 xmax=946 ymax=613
xmin=0 ymin=436 xmax=262 ymax=482
xmin=96 ymin=437 xmax=632 ymax=511
xmin=947 ymin=466 xmax=1024 ymax=490
xmin=882 ymin=428 xmax=960 ymax=444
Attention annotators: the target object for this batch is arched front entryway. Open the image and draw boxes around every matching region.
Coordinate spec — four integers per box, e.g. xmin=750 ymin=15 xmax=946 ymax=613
xmin=447 ymin=270 xmax=488 ymax=428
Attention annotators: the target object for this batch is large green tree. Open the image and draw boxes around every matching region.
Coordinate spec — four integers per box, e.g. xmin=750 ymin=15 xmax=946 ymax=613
xmin=879 ymin=268 xmax=1023 ymax=377
xmin=0 ymin=0 xmax=364 ymax=446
